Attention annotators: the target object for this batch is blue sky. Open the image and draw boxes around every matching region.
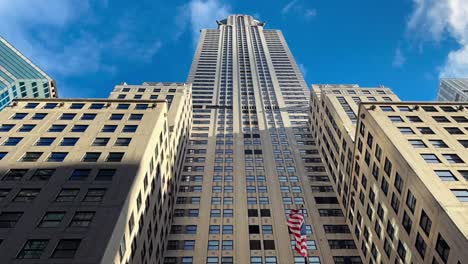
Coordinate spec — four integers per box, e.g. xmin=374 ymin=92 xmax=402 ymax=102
xmin=0 ymin=0 xmax=467 ymax=101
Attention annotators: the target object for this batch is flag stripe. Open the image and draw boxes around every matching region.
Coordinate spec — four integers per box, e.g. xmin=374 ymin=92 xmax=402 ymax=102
xmin=287 ymin=209 xmax=308 ymax=257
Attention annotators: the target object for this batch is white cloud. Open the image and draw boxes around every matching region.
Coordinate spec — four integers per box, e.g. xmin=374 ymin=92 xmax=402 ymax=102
xmin=0 ymin=0 xmax=107 ymax=78
xmin=305 ymin=9 xmax=317 ymax=18
xmin=282 ymin=0 xmax=298 ymax=14
xmin=298 ymin=63 xmax=308 ymax=78
xmin=392 ymin=48 xmax=406 ymax=68
xmin=281 ymin=1 xmax=317 ymax=19
xmin=177 ymin=0 xmax=231 ymax=44
xmin=407 ymin=0 xmax=468 ymax=77
xmin=0 ymin=0 xmax=163 ymax=83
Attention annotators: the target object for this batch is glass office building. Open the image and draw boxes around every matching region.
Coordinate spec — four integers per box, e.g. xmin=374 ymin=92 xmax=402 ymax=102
xmin=0 ymin=36 xmax=57 ymax=110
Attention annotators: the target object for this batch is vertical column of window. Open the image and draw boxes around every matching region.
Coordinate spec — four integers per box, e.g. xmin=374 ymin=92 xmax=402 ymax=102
xmin=336 ymin=97 xmax=357 ymax=123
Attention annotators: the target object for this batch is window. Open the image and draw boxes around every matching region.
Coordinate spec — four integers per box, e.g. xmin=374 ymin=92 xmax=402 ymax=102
xmin=451 ymin=189 xmax=468 ymax=202
xmin=82 ymin=152 xmax=101 ymax=162
xmin=69 ymin=211 xmax=95 ymax=227
xmin=399 ymin=127 xmax=415 ymax=134
xmin=0 ymin=152 xmax=7 ymax=160
xmin=70 ymin=103 xmax=84 ymax=109
xmin=60 ymin=137 xmax=78 ymax=146
xmin=25 ymin=102 xmax=39 ymax=109
xmin=83 ymin=188 xmax=106 ymax=202
xmin=406 ymin=191 xmax=417 ymax=212
xmin=55 ymin=188 xmax=79 ymax=202
xmin=60 ymin=113 xmax=76 ymax=120
xmin=207 ymin=257 xmax=219 ymax=263
xmin=34 ymin=137 xmax=56 ymax=147
xmin=318 ymin=209 xmax=343 ymax=217
xmin=435 ymin=170 xmax=457 ymax=181
xmin=409 ymin=139 xmax=426 ymax=148
xmin=222 ymin=240 xmax=233 ymax=250
xmin=3 ymin=137 xmax=22 ymax=146
xmin=208 ymin=240 xmax=219 ymax=250
xmin=402 ymin=211 xmax=412 ymax=233
xmin=18 ymin=124 xmax=36 ymax=132
xmin=445 ymin=127 xmax=463 ymax=135
xmin=407 ymin=116 xmax=422 ymax=122
xmin=223 ymin=209 xmax=233 ymax=217
xmin=453 ymin=116 xmax=468 ymax=123
xmin=430 ymin=140 xmax=448 ymax=148
xmin=421 ymin=154 xmax=441 ymax=163
xmin=14 ymin=189 xmax=40 ymax=202
xmin=51 ymin=239 xmax=81 ymax=258
xmin=117 ymin=103 xmax=129 ymax=109
xmin=30 ymin=169 xmax=55 ymax=181
xmin=418 ymin=127 xmax=435 ymax=134
xmin=69 ymin=169 xmax=91 ymax=181
xmin=95 ymin=169 xmax=116 ymax=181
xmin=394 ymin=173 xmax=404 ymax=193
xmin=136 ymin=104 xmax=148 ymax=109
xmin=122 ymin=125 xmax=138 ymax=133
xmin=0 ymin=212 xmax=23 ymax=228
xmin=263 ymin=240 xmax=275 ymax=250
xmin=48 ymin=124 xmax=66 ymax=132
xmin=419 ymin=210 xmax=432 ymax=235
xmin=0 ymin=124 xmax=14 ymax=132
xmin=223 ymin=225 xmax=233 ymax=234
xmin=2 ymin=169 xmax=28 ymax=181
xmin=209 ymin=225 xmax=220 ymax=234
xmin=110 ymin=114 xmax=124 ymax=120
xmin=115 ymin=138 xmax=131 ymax=146
xmin=106 ymin=152 xmax=124 ymax=162
xmin=90 ymin=103 xmax=104 ymax=109
xmin=433 ymin=116 xmax=450 ymax=123
xmin=17 ymin=239 xmax=48 ymax=259
xmin=38 ymin=212 xmax=65 ymax=227
xmin=184 ymin=240 xmax=195 ymax=250
xmin=129 ymin=114 xmax=143 ymax=120
xmin=458 ymin=140 xmax=468 ymax=148
xmin=43 ymin=103 xmax=57 ymax=109
xmin=92 ymin=138 xmax=109 ymax=146
xmin=397 ymin=240 xmax=406 ymax=260
xmin=101 ymin=125 xmax=117 ymax=133
xmin=328 ymin=239 xmax=357 ymax=249
xmin=435 ymin=234 xmax=450 ymax=263
xmin=250 ymin=240 xmax=261 ymax=250
xmin=11 ymin=113 xmax=27 ymax=120
xmin=389 ymin=116 xmax=404 ymax=122
xmin=81 ymin=113 xmax=97 ymax=120
xmin=32 ymin=113 xmax=47 ymax=120
xmin=391 ymin=193 xmax=400 ymax=213
xmin=460 ymin=170 xmax=468 ymax=180
xmin=443 ymin=154 xmax=464 ymax=163
xmin=380 ymin=106 xmax=394 ymax=112
xmin=415 ymin=233 xmax=427 ymax=259
xmin=262 ymin=225 xmax=273 ymax=234
xmin=71 ymin=124 xmax=88 ymax=132
xmin=47 ymin=152 xmax=68 ymax=162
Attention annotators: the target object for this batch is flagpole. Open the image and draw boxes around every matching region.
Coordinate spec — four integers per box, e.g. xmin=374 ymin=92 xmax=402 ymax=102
xmin=301 ymin=205 xmax=308 ymax=264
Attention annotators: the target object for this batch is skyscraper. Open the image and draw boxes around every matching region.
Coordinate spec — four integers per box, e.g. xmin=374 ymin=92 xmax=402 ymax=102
xmin=437 ymin=78 xmax=468 ymax=102
xmin=0 ymin=37 xmax=57 ymax=110
xmin=163 ymin=15 xmax=360 ymax=264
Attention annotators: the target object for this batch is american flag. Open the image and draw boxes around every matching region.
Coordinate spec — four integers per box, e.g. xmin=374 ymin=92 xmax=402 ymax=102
xmin=287 ymin=209 xmax=308 ymax=257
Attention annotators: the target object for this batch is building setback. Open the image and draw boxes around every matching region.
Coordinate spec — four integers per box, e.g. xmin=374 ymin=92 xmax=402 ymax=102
xmin=437 ymin=79 xmax=468 ymax=102
xmin=310 ymin=85 xmax=468 ymax=263
xmin=0 ymin=83 xmax=191 ymax=263
xmin=0 ymin=37 xmax=57 ymax=110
